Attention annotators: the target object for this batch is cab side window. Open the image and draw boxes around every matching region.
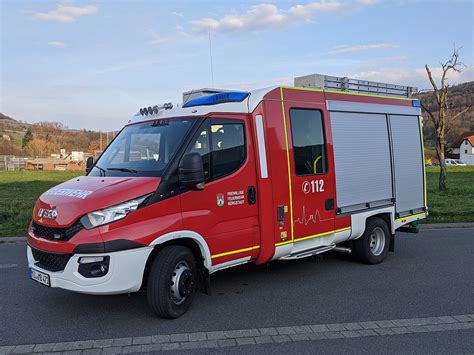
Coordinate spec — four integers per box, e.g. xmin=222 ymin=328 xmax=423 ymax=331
xmin=290 ymin=108 xmax=328 ymax=175
xmin=186 ymin=120 xmax=246 ymax=181
xmin=211 ymin=124 xmax=245 ymax=179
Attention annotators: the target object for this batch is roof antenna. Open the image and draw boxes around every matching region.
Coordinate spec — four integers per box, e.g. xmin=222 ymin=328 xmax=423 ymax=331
xmin=208 ymin=26 xmax=214 ymax=87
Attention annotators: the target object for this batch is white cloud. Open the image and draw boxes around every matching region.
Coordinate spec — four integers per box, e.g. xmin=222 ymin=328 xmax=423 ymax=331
xmin=33 ymin=3 xmax=97 ymax=23
xmin=327 ymin=43 xmax=398 ymax=55
xmin=214 ymin=76 xmax=294 ymax=91
xmin=350 ymin=66 xmax=474 ymax=90
xmin=150 ymin=35 xmax=170 ymax=45
xmin=47 ymin=41 xmax=66 ymax=48
xmin=147 ymin=29 xmax=171 ymax=45
xmin=191 ymin=1 xmax=376 ymax=33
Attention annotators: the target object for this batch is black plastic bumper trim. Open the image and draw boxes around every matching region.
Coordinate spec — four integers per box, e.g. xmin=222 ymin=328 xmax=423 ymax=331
xmin=73 ymin=240 xmax=146 ymax=254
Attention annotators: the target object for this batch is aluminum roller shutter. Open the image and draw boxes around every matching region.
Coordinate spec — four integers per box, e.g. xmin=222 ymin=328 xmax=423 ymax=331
xmin=389 ymin=115 xmax=424 ymax=214
xmin=330 ymin=112 xmax=393 ymax=208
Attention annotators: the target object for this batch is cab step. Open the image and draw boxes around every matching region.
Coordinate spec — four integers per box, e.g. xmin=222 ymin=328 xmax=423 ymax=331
xmin=281 ymin=243 xmax=336 ymax=260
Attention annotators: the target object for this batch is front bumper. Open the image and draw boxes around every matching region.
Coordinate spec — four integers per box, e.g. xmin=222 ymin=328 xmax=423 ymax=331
xmin=27 ymin=245 xmax=153 ymax=295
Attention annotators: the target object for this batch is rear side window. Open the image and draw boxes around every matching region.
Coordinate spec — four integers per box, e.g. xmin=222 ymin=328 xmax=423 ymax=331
xmin=290 ymin=108 xmax=328 ymax=175
xmin=187 ymin=120 xmax=246 ymax=181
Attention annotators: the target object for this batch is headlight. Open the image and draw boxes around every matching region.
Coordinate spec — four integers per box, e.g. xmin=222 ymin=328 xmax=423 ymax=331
xmin=80 ymin=194 xmax=150 ymax=229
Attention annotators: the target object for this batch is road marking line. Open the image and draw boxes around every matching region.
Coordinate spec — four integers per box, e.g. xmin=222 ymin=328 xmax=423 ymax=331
xmin=1 ymin=314 xmax=473 ymax=353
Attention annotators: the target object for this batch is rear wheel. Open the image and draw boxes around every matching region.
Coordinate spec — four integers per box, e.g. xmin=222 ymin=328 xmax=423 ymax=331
xmin=147 ymin=246 xmax=197 ymax=318
xmin=353 ymin=217 xmax=390 ymax=264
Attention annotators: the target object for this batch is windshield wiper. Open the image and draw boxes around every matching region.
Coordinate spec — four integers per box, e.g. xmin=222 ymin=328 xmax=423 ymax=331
xmin=107 ymin=167 xmax=138 ymax=173
xmin=95 ymin=165 xmax=106 ymax=176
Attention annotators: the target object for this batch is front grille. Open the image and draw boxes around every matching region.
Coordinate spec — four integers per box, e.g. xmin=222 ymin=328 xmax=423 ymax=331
xmin=31 ymin=220 xmax=83 ymax=241
xmin=31 ymin=248 xmax=72 ymax=272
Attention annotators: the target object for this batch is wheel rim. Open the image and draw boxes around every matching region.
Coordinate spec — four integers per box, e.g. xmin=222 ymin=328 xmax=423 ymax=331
xmin=170 ymin=261 xmax=194 ymax=305
xmin=369 ymin=227 xmax=385 ymax=256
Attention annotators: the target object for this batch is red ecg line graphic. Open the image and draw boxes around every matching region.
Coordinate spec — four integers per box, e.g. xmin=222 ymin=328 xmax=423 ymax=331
xmin=294 ymin=206 xmax=332 ymax=226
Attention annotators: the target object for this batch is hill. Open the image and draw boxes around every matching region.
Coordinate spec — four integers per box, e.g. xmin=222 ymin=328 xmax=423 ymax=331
xmin=0 ymin=113 xmax=17 ymax=122
xmin=0 ymin=114 xmax=109 ymax=157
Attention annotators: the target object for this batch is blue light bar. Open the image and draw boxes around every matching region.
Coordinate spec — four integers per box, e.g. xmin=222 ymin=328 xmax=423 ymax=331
xmin=183 ymin=91 xmax=250 ymax=108
xmin=412 ymin=99 xmax=421 ymax=108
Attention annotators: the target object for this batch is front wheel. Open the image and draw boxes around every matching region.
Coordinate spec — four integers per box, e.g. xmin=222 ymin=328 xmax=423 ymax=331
xmin=147 ymin=246 xmax=197 ymax=319
xmin=353 ymin=217 xmax=390 ymax=265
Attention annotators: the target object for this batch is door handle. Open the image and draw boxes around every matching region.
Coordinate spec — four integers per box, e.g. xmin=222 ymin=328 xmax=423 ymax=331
xmin=248 ymin=186 xmax=256 ymax=205
xmin=325 ymin=198 xmax=335 ymax=211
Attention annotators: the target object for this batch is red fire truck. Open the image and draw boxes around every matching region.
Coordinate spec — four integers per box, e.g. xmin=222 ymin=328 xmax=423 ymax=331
xmin=27 ymin=74 xmax=427 ymax=318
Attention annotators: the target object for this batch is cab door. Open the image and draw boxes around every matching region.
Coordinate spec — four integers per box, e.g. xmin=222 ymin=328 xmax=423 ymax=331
xmin=282 ymin=91 xmax=336 ymax=244
xmin=179 ymin=115 xmax=260 ymax=266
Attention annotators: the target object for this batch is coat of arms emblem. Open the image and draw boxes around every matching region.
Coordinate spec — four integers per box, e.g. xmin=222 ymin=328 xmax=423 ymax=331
xmin=217 ymin=193 xmax=225 ymax=207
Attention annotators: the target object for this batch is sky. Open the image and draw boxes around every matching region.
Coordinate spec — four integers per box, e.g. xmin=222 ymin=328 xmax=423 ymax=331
xmin=1 ymin=0 xmax=473 ymax=131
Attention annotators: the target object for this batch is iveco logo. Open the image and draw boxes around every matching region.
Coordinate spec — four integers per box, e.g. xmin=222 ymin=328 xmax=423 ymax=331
xmin=38 ymin=208 xmax=58 ymax=220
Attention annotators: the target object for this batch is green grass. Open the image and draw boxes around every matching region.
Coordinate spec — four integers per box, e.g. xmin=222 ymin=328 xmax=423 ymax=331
xmin=424 ymin=166 xmax=474 ymax=224
xmin=0 ymin=167 xmax=473 ymax=237
xmin=0 ymin=171 xmax=83 ymax=237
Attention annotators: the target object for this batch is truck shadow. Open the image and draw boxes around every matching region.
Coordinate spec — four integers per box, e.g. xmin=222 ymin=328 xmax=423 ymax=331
xmin=65 ymin=251 xmax=363 ymax=318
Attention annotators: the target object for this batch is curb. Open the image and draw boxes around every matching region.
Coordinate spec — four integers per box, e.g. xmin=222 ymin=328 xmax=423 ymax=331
xmin=1 ymin=314 xmax=473 ymax=354
xmin=419 ymin=223 xmax=474 ymax=229
xmin=0 ymin=237 xmax=26 ymax=244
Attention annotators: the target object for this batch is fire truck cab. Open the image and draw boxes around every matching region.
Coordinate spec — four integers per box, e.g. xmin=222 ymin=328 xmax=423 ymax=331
xmin=27 ymin=74 xmax=427 ymax=318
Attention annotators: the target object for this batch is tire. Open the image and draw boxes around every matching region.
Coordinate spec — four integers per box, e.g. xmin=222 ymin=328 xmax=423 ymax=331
xmin=147 ymin=246 xmax=197 ymax=319
xmin=353 ymin=217 xmax=390 ymax=265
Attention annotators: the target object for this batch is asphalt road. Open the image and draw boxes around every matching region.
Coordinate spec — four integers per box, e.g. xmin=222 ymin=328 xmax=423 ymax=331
xmin=0 ymin=228 xmax=473 ymax=353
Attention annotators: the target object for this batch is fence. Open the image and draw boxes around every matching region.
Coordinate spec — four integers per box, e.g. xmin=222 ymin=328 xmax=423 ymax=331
xmin=0 ymin=156 xmax=30 ymax=171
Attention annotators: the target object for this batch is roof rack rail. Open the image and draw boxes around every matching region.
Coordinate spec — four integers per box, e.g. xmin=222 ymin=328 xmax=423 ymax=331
xmin=294 ymin=74 xmax=417 ymax=98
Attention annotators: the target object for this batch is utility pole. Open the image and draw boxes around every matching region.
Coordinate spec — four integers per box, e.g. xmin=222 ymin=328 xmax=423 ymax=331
xmin=100 ymin=132 xmax=102 ymax=151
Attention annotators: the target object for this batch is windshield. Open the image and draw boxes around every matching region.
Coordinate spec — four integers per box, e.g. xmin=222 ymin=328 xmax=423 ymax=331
xmin=89 ymin=118 xmax=195 ymax=177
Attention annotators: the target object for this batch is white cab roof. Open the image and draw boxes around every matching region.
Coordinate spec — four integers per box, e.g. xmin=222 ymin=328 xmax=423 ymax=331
xmin=128 ymin=86 xmax=276 ymax=125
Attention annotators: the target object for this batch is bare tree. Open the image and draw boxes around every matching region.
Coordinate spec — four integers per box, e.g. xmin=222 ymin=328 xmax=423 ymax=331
xmin=422 ymin=48 xmax=472 ymax=192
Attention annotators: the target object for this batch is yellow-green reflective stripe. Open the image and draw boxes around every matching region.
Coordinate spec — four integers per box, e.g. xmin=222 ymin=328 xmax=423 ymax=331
xmin=280 ymin=87 xmax=294 ymax=242
xmin=395 ymin=212 xmax=426 ymax=222
xmin=211 ymin=246 xmax=260 ymax=259
xmin=275 ymin=227 xmax=352 ymax=247
xmin=280 ymin=86 xmax=413 ymax=101
xmin=419 ymin=116 xmax=428 ymax=208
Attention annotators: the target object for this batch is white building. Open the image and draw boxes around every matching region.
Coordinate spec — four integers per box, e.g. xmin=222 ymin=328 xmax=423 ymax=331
xmin=451 ymin=133 xmax=474 ymax=165
xmin=70 ymin=151 xmax=84 ymax=162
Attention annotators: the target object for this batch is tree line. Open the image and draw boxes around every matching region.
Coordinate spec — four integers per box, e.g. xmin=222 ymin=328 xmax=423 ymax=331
xmin=0 ymin=119 xmax=115 ymax=158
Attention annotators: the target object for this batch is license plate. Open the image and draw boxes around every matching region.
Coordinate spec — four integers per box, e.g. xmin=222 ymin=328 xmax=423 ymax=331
xmin=30 ymin=268 xmax=50 ymax=287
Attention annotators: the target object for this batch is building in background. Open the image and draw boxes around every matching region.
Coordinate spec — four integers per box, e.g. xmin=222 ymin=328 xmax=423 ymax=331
xmin=26 ymin=158 xmax=84 ymax=171
xmin=451 ymin=132 xmax=474 ymax=165
xmin=1 ymin=148 xmax=88 ymax=171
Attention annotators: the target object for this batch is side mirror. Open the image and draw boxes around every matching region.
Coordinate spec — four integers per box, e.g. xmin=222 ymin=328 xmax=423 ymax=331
xmin=179 ymin=153 xmax=205 ymax=189
xmin=86 ymin=156 xmax=94 ymax=173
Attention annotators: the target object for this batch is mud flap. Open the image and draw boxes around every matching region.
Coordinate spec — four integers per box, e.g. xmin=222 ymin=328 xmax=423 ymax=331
xmin=389 ymin=233 xmax=395 ymax=252
xmin=198 ymin=267 xmax=211 ymax=295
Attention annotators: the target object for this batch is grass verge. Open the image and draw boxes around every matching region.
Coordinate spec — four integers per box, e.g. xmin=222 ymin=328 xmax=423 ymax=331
xmin=0 ymin=171 xmax=83 ymax=237
xmin=424 ymin=166 xmax=474 ymax=224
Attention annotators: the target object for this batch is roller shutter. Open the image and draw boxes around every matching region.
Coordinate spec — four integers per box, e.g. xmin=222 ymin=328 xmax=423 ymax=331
xmin=330 ymin=112 xmax=393 ymax=209
xmin=389 ymin=115 xmax=424 ymax=214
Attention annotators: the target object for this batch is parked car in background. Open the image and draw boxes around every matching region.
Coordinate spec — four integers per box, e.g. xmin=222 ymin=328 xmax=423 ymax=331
xmin=445 ymin=159 xmax=467 ymax=166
